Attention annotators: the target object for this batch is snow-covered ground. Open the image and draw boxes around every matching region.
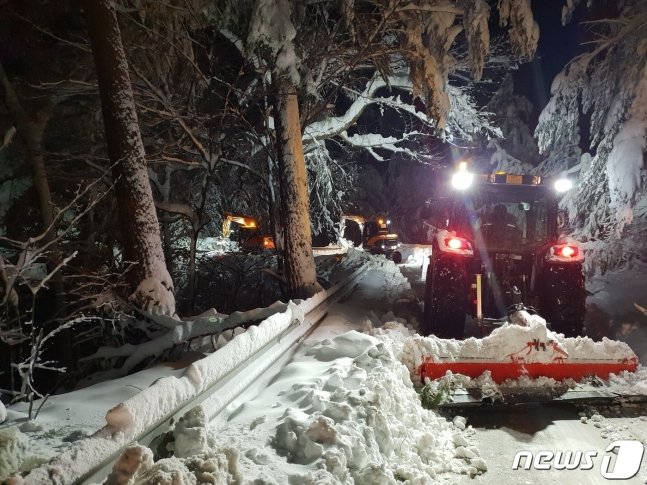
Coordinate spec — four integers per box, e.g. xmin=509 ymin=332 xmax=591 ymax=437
xmin=0 ymin=252 xmax=486 ymax=484
xmin=3 ymin=253 xmax=647 ymax=484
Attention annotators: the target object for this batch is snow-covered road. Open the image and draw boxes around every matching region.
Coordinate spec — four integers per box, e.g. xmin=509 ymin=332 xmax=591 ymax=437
xmin=456 ymin=405 xmax=647 ymax=485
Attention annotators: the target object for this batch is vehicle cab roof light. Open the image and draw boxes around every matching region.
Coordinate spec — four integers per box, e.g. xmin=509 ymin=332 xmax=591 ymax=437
xmin=554 ymin=178 xmax=573 ymax=193
xmin=451 ymin=162 xmax=474 ymax=190
xmin=484 ymin=173 xmax=542 ymax=185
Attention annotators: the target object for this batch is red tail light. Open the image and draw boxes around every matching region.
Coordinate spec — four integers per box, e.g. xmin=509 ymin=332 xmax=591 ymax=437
xmin=446 ymin=237 xmax=464 ymax=250
xmin=547 ymin=243 xmax=583 ymax=262
xmin=559 ymin=245 xmax=577 ymax=258
xmin=437 ymin=232 xmax=473 ymax=256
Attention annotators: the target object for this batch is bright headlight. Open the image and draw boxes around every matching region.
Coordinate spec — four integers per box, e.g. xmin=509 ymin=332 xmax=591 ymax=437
xmin=554 ymin=178 xmax=573 ymax=193
xmin=451 ymin=162 xmax=473 ymax=190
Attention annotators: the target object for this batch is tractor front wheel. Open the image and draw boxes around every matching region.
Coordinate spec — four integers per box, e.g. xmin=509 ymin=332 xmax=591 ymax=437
xmin=421 ymin=256 xmax=468 ymax=339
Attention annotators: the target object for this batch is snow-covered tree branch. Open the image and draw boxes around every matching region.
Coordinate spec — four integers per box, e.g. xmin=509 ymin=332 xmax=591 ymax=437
xmin=535 ymin=1 xmax=647 ymax=274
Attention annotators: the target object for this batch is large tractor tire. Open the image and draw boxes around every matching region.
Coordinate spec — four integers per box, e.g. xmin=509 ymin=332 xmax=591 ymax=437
xmin=540 ymin=264 xmax=586 ymax=337
xmin=421 ymin=256 xmax=468 ymax=339
xmin=391 ymin=251 xmax=403 ymax=264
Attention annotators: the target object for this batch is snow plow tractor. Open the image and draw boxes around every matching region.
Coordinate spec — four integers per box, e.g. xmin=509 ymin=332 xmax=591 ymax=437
xmin=422 ymin=164 xmax=586 ymax=339
xmin=363 ymin=215 xmax=403 ymax=264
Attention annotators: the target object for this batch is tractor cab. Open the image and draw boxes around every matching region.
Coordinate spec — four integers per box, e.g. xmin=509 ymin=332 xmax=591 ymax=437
xmin=422 ymin=164 xmax=585 ymax=339
xmin=448 ymin=176 xmax=557 ymax=253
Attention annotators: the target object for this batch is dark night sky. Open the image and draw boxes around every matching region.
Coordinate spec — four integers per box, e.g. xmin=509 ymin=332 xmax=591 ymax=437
xmin=513 ymin=1 xmax=582 ymax=120
xmin=513 ymin=0 xmax=616 ymax=121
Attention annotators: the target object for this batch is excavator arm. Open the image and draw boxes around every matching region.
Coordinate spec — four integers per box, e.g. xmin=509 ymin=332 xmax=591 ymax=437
xmin=222 ymin=212 xmax=258 ymax=238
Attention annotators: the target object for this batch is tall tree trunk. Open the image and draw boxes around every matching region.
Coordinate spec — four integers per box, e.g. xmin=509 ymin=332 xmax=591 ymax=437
xmin=273 ymin=78 xmax=322 ymax=299
xmin=84 ymin=0 xmax=175 ymax=315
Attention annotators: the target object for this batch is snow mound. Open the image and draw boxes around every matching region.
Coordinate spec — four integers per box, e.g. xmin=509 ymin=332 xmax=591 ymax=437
xmin=107 ymin=440 xmax=242 ymax=485
xmin=105 ymin=444 xmax=153 ymax=484
xmin=305 ymin=330 xmax=379 ymax=361
xmin=0 ymin=428 xmax=28 ymax=479
xmin=268 ymin=331 xmax=483 ymax=482
xmin=173 ymin=406 xmax=212 ymax=458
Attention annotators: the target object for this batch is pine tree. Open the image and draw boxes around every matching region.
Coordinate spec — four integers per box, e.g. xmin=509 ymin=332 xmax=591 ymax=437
xmin=535 ymin=1 xmax=647 ymax=274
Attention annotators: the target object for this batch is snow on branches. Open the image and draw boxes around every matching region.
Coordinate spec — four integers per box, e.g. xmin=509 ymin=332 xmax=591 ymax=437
xmin=303 ymin=74 xmax=497 ymax=163
xmin=535 ymin=1 xmax=647 ymax=274
xmin=384 ymin=0 xmax=538 ymax=130
xmin=497 ymin=0 xmax=540 ymax=59
xmin=248 ymin=0 xmax=300 ymax=84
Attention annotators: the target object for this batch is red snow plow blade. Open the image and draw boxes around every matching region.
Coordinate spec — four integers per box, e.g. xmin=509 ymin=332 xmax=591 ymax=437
xmin=417 ymin=336 xmax=639 ymax=384
xmin=419 ymin=357 xmax=638 ymax=383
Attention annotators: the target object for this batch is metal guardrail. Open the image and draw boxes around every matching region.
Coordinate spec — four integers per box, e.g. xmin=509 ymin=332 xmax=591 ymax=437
xmin=23 ymin=265 xmax=368 ymax=485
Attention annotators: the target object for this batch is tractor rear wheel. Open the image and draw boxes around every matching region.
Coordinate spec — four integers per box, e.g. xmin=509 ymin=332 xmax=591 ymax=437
xmin=540 ymin=264 xmax=586 ymax=337
xmin=421 ymin=256 xmax=468 ymax=339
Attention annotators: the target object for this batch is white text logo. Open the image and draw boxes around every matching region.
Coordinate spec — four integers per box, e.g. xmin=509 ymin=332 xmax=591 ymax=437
xmin=512 ymin=440 xmax=644 ymax=479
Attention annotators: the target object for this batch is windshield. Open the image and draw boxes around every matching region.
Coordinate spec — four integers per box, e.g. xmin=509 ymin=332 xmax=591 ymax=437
xmin=450 ymin=193 xmax=553 ymax=252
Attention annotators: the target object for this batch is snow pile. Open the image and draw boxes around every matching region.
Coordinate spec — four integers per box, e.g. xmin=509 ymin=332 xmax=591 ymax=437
xmin=360 ymin=253 xmax=412 ymax=300
xmin=104 ymin=444 xmax=153 ymax=485
xmin=401 ymin=313 xmax=637 ymax=386
xmin=319 ymin=249 xmax=412 ymax=302
xmin=579 ymin=408 xmax=647 ymax=444
xmin=103 ymin=441 xmax=242 ymax=485
xmin=0 ymin=428 xmax=29 ymax=479
xmin=15 ymin=253 xmax=373 ymax=483
xmin=172 ymin=406 xmax=212 ymax=458
xmin=95 ymin=324 xmax=485 ymax=484
xmin=214 ymin=329 xmax=484 ymax=483
xmin=599 ymin=367 xmax=647 ymax=396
